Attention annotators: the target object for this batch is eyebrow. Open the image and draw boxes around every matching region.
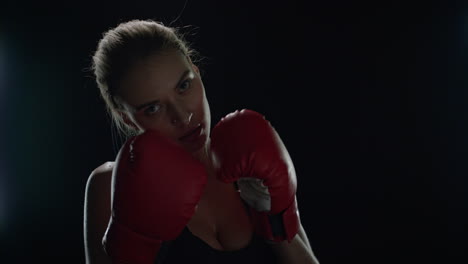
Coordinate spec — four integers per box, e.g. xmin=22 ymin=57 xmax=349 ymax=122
xmin=135 ymin=69 xmax=192 ymax=112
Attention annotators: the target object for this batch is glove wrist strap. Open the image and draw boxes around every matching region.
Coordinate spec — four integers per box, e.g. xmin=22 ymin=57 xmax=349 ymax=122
xmin=250 ymin=196 xmax=300 ymax=243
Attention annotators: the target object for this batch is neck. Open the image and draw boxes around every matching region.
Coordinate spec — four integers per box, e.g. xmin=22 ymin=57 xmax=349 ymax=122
xmin=191 ymin=139 xmax=216 ymax=180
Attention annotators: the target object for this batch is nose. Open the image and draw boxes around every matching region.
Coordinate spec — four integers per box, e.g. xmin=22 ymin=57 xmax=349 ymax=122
xmin=169 ymin=105 xmax=193 ymax=126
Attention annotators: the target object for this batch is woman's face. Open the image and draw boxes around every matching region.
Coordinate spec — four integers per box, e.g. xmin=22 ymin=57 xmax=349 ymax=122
xmin=116 ymin=49 xmax=211 ymax=154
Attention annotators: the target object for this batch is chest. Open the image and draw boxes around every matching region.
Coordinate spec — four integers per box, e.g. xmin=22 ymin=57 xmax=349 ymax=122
xmin=186 ymin=181 xmax=254 ymax=251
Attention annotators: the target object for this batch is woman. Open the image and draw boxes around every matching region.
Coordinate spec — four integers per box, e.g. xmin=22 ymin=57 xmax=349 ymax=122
xmin=83 ymin=19 xmax=320 ymax=264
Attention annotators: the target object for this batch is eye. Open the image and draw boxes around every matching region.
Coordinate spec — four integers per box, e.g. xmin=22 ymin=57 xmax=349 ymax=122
xmin=178 ymin=79 xmax=192 ymax=93
xmin=144 ymin=104 xmax=161 ymax=115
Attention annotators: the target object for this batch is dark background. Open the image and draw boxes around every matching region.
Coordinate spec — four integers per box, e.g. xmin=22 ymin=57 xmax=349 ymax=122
xmin=0 ymin=0 xmax=466 ymax=263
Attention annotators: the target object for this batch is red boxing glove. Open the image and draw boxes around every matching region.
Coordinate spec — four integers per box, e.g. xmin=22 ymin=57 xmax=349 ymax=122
xmin=210 ymin=109 xmax=300 ymax=243
xmin=102 ymin=130 xmax=207 ymax=264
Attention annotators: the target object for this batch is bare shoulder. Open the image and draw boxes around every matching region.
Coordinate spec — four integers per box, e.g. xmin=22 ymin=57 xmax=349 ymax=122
xmin=84 ymin=161 xmax=115 ymax=264
xmin=86 ymin=162 xmax=114 ymax=188
xmin=84 ymin=161 xmax=115 ymax=215
xmin=91 ymin=161 xmax=115 ymax=178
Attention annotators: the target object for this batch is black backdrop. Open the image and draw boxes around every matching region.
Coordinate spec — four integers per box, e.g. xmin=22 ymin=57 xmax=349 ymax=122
xmin=0 ymin=0 xmax=466 ymax=263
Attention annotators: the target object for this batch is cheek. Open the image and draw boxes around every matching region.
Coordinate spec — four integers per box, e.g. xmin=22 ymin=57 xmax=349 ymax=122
xmin=193 ymin=86 xmax=211 ymax=135
xmin=193 ymin=86 xmax=210 ymax=122
xmin=132 ymin=115 xmax=161 ymax=132
xmin=136 ymin=117 xmax=176 ymax=141
xmin=187 ymin=82 xmax=206 ymax=113
xmin=130 ymin=111 xmax=168 ymax=134
xmin=201 ymin=94 xmax=210 ymax=121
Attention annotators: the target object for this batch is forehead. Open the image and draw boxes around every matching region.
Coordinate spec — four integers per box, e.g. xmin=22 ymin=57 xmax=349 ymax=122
xmin=117 ymin=50 xmax=192 ymax=106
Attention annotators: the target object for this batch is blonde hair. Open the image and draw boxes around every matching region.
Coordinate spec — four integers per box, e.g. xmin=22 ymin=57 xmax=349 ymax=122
xmin=92 ymin=19 xmax=202 ymax=140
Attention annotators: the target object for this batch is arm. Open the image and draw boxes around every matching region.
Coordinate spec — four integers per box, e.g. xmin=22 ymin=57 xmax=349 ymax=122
xmin=267 ymin=222 xmax=320 ymax=264
xmin=83 ymin=162 xmax=114 ymax=264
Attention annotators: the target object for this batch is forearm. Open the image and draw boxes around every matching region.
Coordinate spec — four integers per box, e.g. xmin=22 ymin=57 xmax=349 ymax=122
xmin=268 ymin=223 xmax=320 ymax=264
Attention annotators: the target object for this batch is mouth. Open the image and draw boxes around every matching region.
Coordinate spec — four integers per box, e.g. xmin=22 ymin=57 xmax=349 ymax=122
xmin=179 ymin=123 xmax=203 ymax=142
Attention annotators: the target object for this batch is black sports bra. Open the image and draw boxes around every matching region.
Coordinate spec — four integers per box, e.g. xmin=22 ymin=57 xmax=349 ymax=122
xmin=155 ymin=226 xmax=278 ymax=264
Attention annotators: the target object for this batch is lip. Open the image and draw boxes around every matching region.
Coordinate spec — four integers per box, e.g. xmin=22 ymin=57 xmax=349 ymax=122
xmin=179 ymin=123 xmax=203 ymax=141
